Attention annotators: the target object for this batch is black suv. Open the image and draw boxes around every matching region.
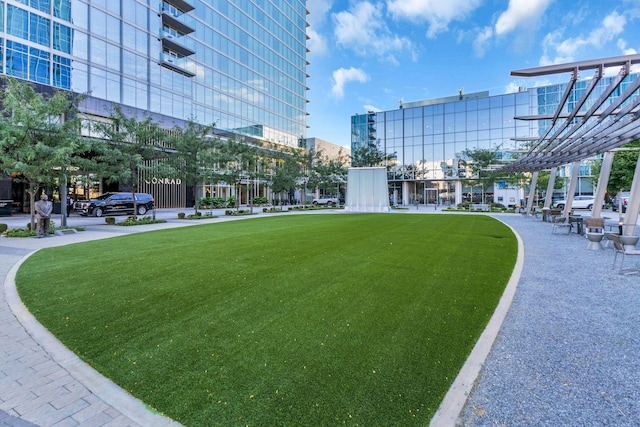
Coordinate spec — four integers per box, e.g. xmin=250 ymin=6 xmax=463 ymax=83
xmin=74 ymin=192 xmax=155 ymax=217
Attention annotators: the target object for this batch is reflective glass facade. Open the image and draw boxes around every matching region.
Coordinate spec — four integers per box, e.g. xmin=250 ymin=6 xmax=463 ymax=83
xmin=352 ymin=74 xmax=639 ymax=205
xmin=0 ymin=0 xmax=308 ymax=147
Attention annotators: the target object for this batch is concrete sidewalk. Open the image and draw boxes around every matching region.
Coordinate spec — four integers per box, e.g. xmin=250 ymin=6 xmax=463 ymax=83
xmin=0 ymin=209 xmax=209 ymax=427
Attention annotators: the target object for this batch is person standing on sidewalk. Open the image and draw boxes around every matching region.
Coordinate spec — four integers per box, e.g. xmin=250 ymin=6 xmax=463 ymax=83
xmin=34 ymin=194 xmax=53 ymax=237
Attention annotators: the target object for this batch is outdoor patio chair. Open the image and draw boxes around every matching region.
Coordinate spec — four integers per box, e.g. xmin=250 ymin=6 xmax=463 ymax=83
xmin=610 ymin=234 xmax=640 ymax=274
xmin=584 ymin=218 xmax=605 ymax=250
xmin=551 ymin=215 xmax=572 ymax=234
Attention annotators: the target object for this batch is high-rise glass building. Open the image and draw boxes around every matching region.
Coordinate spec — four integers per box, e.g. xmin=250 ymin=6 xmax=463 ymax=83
xmin=0 ymin=0 xmax=309 ymax=208
xmin=352 ymin=73 xmax=639 ymax=206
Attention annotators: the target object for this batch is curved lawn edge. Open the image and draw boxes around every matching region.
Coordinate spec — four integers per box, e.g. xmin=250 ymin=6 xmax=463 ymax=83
xmin=8 ymin=213 xmax=519 ymax=426
xmin=429 ymin=216 xmax=525 ymax=426
xmin=4 ymin=250 xmax=184 ymax=427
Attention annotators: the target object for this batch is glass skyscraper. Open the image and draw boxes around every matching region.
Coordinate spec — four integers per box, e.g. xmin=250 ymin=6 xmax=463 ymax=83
xmin=0 ymin=0 xmax=307 ymax=145
xmin=0 ymin=0 xmax=309 ymax=208
xmin=352 ymin=73 xmax=639 ymax=206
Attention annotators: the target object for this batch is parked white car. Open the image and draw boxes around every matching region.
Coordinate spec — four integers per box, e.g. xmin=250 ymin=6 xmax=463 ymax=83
xmin=312 ymin=195 xmax=339 ymax=206
xmin=553 ymin=195 xmax=602 ymax=210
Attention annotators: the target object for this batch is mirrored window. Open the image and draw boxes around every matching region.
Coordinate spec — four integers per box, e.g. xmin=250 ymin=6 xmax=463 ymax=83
xmin=53 ymin=54 xmax=70 ymax=89
xmin=54 ymin=0 xmax=71 ymax=21
xmin=72 ymin=30 xmax=88 ymax=60
xmin=29 ymin=13 xmax=50 ymax=46
xmin=7 ymin=5 xmax=28 ymax=39
xmin=6 ymin=40 xmax=28 ymax=78
xmin=29 ymin=46 xmax=49 ymax=83
xmin=53 ymin=23 xmax=71 ymax=53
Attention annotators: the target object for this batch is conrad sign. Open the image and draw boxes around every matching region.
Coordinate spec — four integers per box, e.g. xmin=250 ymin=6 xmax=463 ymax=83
xmin=145 ymin=177 xmax=182 ymax=185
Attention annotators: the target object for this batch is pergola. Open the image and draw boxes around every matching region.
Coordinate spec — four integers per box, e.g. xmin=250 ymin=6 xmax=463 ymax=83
xmin=501 ymin=54 xmax=640 ymax=236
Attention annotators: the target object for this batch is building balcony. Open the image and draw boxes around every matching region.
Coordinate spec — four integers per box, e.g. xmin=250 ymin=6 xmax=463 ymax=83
xmin=159 ymin=53 xmax=196 ymax=77
xmin=160 ymin=34 xmax=195 ymax=57
xmin=160 ymin=10 xmax=195 ymax=34
xmin=163 ymin=0 xmax=195 ymax=13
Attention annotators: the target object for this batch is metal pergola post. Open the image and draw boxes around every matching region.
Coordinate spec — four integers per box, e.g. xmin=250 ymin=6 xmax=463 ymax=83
xmin=592 ymin=151 xmax=614 ymax=219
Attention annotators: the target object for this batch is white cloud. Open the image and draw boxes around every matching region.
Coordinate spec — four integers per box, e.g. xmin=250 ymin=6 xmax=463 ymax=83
xmin=387 ymin=0 xmax=482 ymax=38
xmin=307 ymin=27 xmax=328 ymax=57
xmin=473 ymin=26 xmax=493 ymax=58
xmin=540 ymin=11 xmax=627 ymax=65
xmin=617 ymin=39 xmax=638 ymax=55
xmin=504 ymin=82 xmax=522 ymax=94
xmin=306 ymin=0 xmax=333 ymax=57
xmin=331 ymin=67 xmax=369 ymax=99
xmin=495 ymin=0 xmax=553 ymax=36
xmin=307 ymin=0 xmax=333 ymax=28
xmin=333 ymin=2 xmax=412 ymax=62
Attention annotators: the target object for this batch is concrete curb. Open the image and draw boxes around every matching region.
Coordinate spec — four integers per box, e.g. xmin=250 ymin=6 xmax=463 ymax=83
xmin=4 ymin=251 xmax=183 ymax=427
xmin=429 ymin=218 xmax=525 ymax=426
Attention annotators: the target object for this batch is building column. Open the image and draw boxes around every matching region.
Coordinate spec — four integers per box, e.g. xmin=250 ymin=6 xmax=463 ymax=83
xmin=564 ymin=162 xmax=580 ymax=218
xmin=455 ymin=180 xmax=463 ymax=206
xmin=592 ymin=151 xmax=614 ymax=219
xmin=622 ymin=151 xmax=640 ymax=236
xmin=402 ymin=181 xmax=410 ymax=205
xmin=544 ymin=167 xmax=557 ymax=209
xmin=526 ymin=171 xmax=539 ymax=214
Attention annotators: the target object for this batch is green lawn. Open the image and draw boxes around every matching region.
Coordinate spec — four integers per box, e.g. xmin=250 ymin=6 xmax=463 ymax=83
xmin=16 ymin=214 xmax=517 ymax=426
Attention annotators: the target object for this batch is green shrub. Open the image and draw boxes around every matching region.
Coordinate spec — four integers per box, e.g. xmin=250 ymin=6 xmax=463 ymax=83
xmin=187 ymin=213 xmax=216 ymax=220
xmin=224 ymin=209 xmax=254 ymax=216
xmin=198 ymin=197 xmax=227 ymax=208
xmin=118 ymin=216 xmax=167 ymax=226
xmin=253 ymin=196 xmax=268 ymax=205
xmin=262 ymin=207 xmax=288 ymax=213
xmin=105 ymin=217 xmax=116 ymax=225
xmin=177 ymin=212 xmax=185 ymax=219
xmin=6 ymin=228 xmax=34 ymax=237
xmin=0 ymin=223 xmax=7 ymax=233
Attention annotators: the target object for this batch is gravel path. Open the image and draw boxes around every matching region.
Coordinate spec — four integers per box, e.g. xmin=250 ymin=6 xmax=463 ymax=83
xmin=458 ymin=214 xmax=640 ymax=426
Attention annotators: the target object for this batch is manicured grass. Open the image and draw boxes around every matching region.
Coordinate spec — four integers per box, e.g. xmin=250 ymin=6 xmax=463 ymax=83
xmin=16 ymin=214 xmax=516 ymax=426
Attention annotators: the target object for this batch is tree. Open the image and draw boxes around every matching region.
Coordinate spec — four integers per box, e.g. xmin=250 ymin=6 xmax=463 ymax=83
xmin=313 ymin=151 xmax=348 ymax=195
xmin=90 ymin=106 xmax=171 ymax=217
xmin=0 ymin=77 xmax=87 ymax=229
xmin=268 ymin=145 xmax=303 ymax=204
xmin=351 ymin=142 xmax=396 ymax=167
xmin=217 ymin=138 xmax=262 ymax=211
xmin=296 ymin=148 xmax=318 ymax=204
xmin=170 ymin=119 xmax=218 ymax=214
xmin=461 ymin=148 xmax=504 ymax=204
xmin=590 ymin=141 xmax=640 ymax=196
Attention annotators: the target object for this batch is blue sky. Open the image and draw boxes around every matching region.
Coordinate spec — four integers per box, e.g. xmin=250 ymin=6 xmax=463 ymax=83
xmin=304 ymin=0 xmax=640 ymax=147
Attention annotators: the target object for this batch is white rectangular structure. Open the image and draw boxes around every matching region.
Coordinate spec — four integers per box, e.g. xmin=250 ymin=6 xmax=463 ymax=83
xmin=345 ymin=167 xmax=391 ymax=212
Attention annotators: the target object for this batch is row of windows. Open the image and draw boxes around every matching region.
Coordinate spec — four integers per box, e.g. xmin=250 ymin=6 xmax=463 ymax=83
xmin=65 ymin=60 xmax=304 ymax=140
xmin=378 ymin=110 xmax=526 ymax=138
xmin=2 ymin=38 xmax=69 ymax=87
xmin=192 ymin=8 xmax=306 ymax=98
xmin=11 ymin=0 xmax=69 ymax=20
xmin=396 ymin=92 xmax=529 ymax=120
xmin=353 ymin=74 xmax=640 ymax=179
xmin=68 ymin=0 xmax=306 ymax=136
xmin=4 ymin=3 xmax=71 ymax=52
xmin=0 ymin=0 xmax=307 ymax=145
xmin=530 ymin=74 xmax=640 ymax=117
xmin=206 ymin=0 xmax=307 ymax=58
